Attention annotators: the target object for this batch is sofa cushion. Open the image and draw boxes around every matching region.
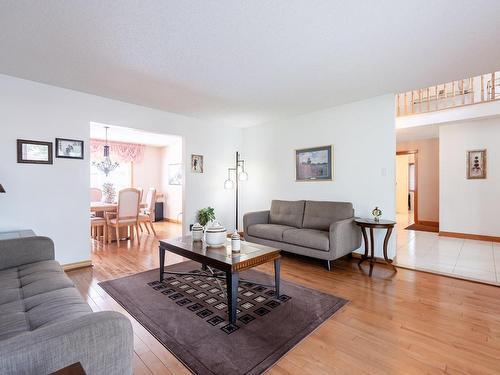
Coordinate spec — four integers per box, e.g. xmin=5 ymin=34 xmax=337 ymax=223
xmin=0 ymin=260 xmax=92 ymax=341
xmin=269 ymin=200 xmax=305 ymax=228
xmin=302 ymin=201 xmax=354 ymax=231
xmin=247 ymin=224 xmax=295 ymax=242
xmin=283 ymin=228 xmax=330 ymax=251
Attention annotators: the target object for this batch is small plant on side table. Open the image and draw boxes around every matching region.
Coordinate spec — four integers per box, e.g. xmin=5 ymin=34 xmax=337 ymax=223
xmin=197 ymin=207 xmax=216 ymax=227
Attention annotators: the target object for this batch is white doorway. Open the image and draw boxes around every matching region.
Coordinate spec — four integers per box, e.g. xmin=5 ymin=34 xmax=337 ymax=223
xmin=89 ymin=122 xmax=184 ymax=232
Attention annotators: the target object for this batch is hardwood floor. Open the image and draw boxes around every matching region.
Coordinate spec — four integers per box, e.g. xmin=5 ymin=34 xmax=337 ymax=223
xmin=67 ymin=221 xmax=500 ymax=374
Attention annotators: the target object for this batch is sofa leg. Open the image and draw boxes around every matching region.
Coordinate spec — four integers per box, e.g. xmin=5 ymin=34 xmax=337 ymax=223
xmin=326 ymin=260 xmax=332 ymax=271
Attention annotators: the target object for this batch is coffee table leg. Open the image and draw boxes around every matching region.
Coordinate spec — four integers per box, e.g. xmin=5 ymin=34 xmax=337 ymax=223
xmin=274 ymin=258 xmax=281 ymax=298
xmin=226 ymin=271 xmax=239 ymax=325
xmin=159 ymin=246 xmax=165 ymax=282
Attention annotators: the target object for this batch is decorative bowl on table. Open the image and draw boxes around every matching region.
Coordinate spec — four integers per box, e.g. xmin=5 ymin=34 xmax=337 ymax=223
xmin=191 ymin=222 xmax=204 ymax=242
xmin=204 ymin=221 xmax=227 ymax=247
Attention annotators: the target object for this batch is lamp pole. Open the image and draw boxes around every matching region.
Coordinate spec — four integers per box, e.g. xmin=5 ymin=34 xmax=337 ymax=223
xmin=235 ymin=151 xmax=240 ymax=231
xmin=224 ymin=151 xmax=248 ymax=231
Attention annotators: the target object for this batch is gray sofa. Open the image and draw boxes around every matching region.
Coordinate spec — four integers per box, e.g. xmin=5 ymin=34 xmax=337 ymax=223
xmin=0 ymin=236 xmax=133 ymax=375
xmin=244 ymin=200 xmax=361 ymax=270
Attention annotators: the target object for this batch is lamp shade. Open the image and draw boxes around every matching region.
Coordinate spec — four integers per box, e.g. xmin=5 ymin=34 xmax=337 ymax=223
xmin=224 ymin=179 xmax=234 ymax=190
xmin=0 ymin=184 xmax=5 ymax=193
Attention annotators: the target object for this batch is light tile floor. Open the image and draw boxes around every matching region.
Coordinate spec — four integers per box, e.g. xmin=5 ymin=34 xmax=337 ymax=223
xmin=395 ymin=213 xmax=500 ymax=285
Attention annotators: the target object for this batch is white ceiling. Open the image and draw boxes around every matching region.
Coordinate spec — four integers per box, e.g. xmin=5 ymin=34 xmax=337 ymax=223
xmin=1 ymin=1 xmax=500 ymax=127
xmin=90 ymin=122 xmax=181 ymax=147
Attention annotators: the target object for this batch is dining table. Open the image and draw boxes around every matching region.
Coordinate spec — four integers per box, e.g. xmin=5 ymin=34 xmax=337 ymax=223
xmin=90 ymin=201 xmax=148 ymax=241
xmin=90 ymin=201 xmax=147 ymax=213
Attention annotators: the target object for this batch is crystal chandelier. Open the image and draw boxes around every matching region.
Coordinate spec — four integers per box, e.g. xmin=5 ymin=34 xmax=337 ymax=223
xmin=92 ymin=126 xmax=119 ymax=177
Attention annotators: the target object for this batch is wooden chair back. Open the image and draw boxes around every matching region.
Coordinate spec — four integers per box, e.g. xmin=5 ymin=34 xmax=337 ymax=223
xmin=145 ymin=188 xmax=157 ymax=214
xmin=117 ymin=188 xmax=140 ymax=221
xmin=90 ymin=188 xmax=102 ymax=202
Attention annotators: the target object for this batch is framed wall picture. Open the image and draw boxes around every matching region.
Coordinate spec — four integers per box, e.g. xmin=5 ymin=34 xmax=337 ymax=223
xmin=191 ymin=154 xmax=204 ymax=173
xmin=467 ymin=149 xmax=487 ymax=179
xmin=17 ymin=139 xmax=53 ymax=164
xmin=55 ymin=138 xmax=84 ymax=159
xmin=168 ymin=163 xmax=182 ymax=185
xmin=295 ymin=145 xmax=333 ymax=181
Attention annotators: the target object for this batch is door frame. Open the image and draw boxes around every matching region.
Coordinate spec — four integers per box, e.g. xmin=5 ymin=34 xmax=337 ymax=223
xmin=396 ymin=150 xmax=418 ymax=225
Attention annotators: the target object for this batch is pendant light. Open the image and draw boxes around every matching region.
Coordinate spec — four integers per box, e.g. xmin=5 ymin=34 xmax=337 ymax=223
xmin=92 ymin=126 xmax=119 ymax=176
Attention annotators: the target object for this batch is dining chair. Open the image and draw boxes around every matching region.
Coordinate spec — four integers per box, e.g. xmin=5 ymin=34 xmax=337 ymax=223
xmin=137 ymin=188 xmax=144 ymax=203
xmin=90 ymin=216 xmax=106 ymax=241
xmin=139 ymin=188 xmax=157 ymax=236
xmin=90 ymin=188 xmax=103 ymax=202
xmin=105 ymin=188 xmax=140 ymax=247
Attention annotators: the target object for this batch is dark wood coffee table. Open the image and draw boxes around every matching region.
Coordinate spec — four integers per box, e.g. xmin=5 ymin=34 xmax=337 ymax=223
xmin=159 ymin=237 xmax=281 ymax=325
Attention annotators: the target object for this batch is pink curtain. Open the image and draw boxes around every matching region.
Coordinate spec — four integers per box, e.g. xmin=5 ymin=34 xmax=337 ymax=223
xmin=90 ymin=139 xmax=145 ymax=163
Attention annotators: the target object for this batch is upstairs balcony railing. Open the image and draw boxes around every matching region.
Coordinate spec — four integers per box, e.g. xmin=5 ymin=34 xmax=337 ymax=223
xmin=396 ymin=71 xmax=500 ymax=116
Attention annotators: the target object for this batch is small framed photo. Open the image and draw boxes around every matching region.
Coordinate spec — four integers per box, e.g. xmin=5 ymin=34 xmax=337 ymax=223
xmin=55 ymin=138 xmax=84 ymax=159
xmin=17 ymin=139 xmax=53 ymax=164
xmin=191 ymin=154 xmax=204 ymax=173
xmin=295 ymin=145 xmax=333 ymax=181
xmin=467 ymin=149 xmax=487 ymax=179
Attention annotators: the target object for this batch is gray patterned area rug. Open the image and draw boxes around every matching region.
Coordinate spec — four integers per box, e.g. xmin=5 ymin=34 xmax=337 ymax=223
xmin=99 ymin=261 xmax=347 ymax=375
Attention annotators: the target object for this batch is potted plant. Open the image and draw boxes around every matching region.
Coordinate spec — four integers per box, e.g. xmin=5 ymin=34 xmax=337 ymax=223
xmin=197 ymin=207 xmax=216 ymax=227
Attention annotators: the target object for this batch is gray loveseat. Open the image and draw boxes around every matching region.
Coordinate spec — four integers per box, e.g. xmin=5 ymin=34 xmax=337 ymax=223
xmin=0 ymin=236 xmax=133 ymax=375
xmin=244 ymin=200 xmax=361 ymax=270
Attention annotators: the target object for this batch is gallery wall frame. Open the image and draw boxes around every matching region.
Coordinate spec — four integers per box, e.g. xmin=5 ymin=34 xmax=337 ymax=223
xmin=17 ymin=139 xmax=53 ymax=164
xmin=55 ymin=138 xmax=84 ymax=159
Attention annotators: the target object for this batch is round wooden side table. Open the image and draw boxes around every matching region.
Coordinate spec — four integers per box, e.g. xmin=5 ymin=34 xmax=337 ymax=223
xmin=354 ymin=218 xmax=397 ymax=276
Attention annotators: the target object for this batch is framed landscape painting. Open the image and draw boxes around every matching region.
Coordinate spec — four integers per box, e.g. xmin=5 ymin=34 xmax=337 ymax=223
xmin=17 ymin=139 xmax=53 ymax=164
xmin=295 ymin=145 xmax=333 ymax=181
xmin=467 ymin=149 xmax=486 ymax=179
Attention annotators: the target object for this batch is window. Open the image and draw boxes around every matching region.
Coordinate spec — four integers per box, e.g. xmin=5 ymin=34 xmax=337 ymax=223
xmin=90 ymin=161 xmax=132 ymax=193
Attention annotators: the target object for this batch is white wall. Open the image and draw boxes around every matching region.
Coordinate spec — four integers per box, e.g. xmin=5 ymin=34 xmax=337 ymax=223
xmin=397 ymin=99 xmax=500 ymax=129
xmin=133 ymin=145 xmax=162 ymax=192
xmin=160 ymin=141 xmax=183 ymax=221
xmin=0 ymin=74 xmax=240 ymax=264
xmin=396 ymin=154 xmax=409 ymax=214
xmin=241 ymin=95 xmax=396 ymax=257
xmin=440 ymin=118 xmax=500 ymax=236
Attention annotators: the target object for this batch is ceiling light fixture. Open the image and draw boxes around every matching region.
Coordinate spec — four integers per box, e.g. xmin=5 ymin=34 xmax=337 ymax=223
xmin=92 ymin=126 xmax=119 ymax=177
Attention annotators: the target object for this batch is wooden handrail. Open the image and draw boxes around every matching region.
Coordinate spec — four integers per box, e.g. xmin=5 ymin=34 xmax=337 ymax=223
xmin=397 ymin=71 xmax=500 ymax=116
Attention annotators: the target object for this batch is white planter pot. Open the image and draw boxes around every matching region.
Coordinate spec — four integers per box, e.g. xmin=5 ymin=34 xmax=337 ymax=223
xmin=205 ymin=221 xmax=227 ymax=247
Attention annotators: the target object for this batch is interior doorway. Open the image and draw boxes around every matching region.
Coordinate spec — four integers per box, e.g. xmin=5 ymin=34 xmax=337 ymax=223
xmin=396 ymin=150 xmax=418 ymax=227
xmin=89 ymin=122 xmax=183 ymax=244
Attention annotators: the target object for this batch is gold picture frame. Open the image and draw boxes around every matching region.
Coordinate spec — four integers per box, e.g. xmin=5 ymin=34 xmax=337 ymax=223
xmin=467 ymin=149 xmax=486 ymax=179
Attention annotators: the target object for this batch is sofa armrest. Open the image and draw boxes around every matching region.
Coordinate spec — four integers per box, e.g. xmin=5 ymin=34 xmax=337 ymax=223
xmin=0 ymin=311 xmax=133 ymax=375
xmin=329 ymin=218 xmax=362 ymax=258
xmin=243 ymin=210 xmax=270 ymax=235
xmin=0 ymin=236 xmax=55 ymax=270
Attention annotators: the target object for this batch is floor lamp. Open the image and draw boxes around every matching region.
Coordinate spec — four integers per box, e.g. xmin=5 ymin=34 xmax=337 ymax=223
xmin=224 ymin=151 xmax=248 ymax=231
